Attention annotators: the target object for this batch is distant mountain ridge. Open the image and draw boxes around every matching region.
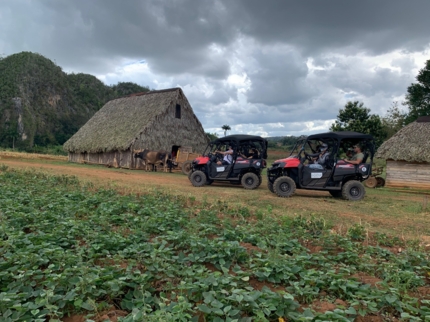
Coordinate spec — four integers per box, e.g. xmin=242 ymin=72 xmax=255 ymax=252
xmin=0 ymin=51 xmax=149 ymax=149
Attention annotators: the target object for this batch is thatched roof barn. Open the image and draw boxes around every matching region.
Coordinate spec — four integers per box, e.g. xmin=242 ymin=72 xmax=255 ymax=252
xmin=63 ymin=87 xmax=209 ymax=169
xmin=376 ymin=116 xmax=430 ymax=189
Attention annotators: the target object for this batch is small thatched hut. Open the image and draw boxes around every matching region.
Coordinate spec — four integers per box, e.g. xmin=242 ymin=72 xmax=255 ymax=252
xmin=376 ymin=116 xmax=430 ymax=189
xmin=63 ymin=88 xmax=209 ymax=169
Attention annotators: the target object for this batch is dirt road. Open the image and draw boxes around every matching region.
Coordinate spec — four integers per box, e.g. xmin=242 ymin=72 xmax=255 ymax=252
xmin=1 ymin=154 xmax=429 ymax=239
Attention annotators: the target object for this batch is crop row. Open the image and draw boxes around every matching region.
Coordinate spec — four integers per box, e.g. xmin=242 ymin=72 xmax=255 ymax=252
xmin=0 ymin=166 xmax=429 ymax=321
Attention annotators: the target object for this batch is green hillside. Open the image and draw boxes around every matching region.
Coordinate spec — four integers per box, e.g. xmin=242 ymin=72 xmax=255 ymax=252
xmin=0 ymin=52 xmax=149 ymax=149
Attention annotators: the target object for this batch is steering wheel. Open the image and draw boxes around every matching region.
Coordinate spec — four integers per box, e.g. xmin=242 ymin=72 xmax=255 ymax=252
xmin=303 ymin=151 xmax=313 ymax=161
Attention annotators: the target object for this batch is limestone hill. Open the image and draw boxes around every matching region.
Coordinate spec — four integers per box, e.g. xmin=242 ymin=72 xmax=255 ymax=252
xmin=0 ymin=51 xmax=149 ymax=149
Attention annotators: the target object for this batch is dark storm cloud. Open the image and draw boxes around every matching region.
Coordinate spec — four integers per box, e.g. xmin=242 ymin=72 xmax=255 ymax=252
xmin=229 ymin=0 xmax=430 ymax=55
xmin=1 ymin=0 xmax=236 ymax=76
xmin=245 ymin=47 xmax=315 ymax=105
xmin=2 ymin=0 xmax=429 ymax=74
xmin=1 ymin=0 xmax=429 ymax=135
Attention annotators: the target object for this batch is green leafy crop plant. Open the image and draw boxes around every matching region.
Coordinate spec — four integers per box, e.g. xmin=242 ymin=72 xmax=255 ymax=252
xmin=1 ymin=168 xmax=430 ymax=321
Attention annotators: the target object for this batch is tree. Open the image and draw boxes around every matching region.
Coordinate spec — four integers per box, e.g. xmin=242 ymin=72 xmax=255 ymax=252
xmin=404 ymin=59 xmax=430 ymax=124
xmin=221 ymin=124 xmax=231 ymax=137
xmin=330 ymin=101 xmax=386 ymax=147
xmin=206 ymin=132 xmax=219 ymax=141
xmin=381 ymin=101 xmax=407 ymax=139
xmin=0 ymin=121 xmax=19 ymax=149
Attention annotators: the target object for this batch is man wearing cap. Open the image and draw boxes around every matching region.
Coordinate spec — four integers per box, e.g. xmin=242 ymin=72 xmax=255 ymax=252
xmin=343 ymin=144 xmax=364 ymax=164
xmin=346 ymin=147 xmax=355 ymax=160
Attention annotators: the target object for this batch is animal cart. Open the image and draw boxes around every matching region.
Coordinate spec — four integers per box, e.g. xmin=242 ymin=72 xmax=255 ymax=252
xmin=171 ymin=146 xmax=201 ymax=175
xmin=364 ymin=166 xmax=386 ymax=188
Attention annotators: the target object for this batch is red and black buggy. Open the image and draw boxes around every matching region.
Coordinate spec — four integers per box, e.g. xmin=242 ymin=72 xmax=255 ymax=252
xmin=267 ymin=131 xmax=375 ymax=201
xmin=188 ymin=135 xmax=268 ymax=189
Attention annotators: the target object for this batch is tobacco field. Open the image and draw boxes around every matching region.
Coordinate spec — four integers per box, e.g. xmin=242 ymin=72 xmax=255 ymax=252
xmin=0 ymin=165 xmax=429 ymax=321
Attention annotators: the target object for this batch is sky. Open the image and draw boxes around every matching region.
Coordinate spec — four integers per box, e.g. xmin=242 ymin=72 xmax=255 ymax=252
xmin=1 ymin=0 xmax=430 ymax=137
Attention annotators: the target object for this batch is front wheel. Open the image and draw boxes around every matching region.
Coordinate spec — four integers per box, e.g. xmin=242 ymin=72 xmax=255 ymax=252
xmin=241 ymin=172 xmax=260 ymax=190
xmin=342 ymin=180 xmax=366 ymax=201
xmin=273 ymin=176 xmax=296 ymax=198
xmin=190 ymin=170 xmax=207 ymax=187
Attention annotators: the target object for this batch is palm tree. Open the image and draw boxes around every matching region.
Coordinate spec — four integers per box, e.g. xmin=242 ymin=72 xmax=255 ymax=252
xmin=221 ymin=124 xmax=231 ymax=137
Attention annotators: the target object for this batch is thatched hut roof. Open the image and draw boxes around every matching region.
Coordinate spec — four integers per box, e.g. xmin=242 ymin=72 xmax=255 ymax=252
xmin=376 ymin=116 xmax=430 ymax=163
xmin=63 ymin=88 xmax=205 ymax=153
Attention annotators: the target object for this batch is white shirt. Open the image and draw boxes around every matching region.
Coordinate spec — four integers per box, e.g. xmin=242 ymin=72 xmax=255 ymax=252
xmin=223 ymin=148 xmax=233 ymax=164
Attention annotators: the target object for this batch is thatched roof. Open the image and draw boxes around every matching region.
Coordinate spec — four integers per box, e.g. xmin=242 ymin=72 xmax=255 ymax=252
xmin=63 ymin=88 xmax=205 ymax=153
xmin=376 ymin=116 xmax=430 ymax=162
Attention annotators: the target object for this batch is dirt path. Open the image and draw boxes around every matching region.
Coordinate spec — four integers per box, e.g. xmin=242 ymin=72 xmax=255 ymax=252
xmin=0 ymin=156 xmax=329 ymax=198
xmin=1 ymin=155 xmax=429 ymax=239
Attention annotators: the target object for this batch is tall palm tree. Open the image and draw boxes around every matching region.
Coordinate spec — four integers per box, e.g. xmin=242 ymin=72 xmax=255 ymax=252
xmin=221 ymin=124 xmax=231 ymax=137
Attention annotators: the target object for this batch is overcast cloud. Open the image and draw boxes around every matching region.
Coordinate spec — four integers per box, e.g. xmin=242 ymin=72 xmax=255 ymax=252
xmin=1 ymin=0 xmax=429 ymax=137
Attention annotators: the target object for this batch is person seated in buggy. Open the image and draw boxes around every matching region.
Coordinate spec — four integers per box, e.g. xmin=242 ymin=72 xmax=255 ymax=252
xmin=216 ymin=145 xmax=234 ymax=165
xmin=239 ymin=148 xmax=259 ymax=159
xmin=346 ymin=147 xmax=355 ymax=160
xmin=343 ymin=143 xmax=364 ymax=164
xmin=309 ymin=143 xmax=330 ymax=169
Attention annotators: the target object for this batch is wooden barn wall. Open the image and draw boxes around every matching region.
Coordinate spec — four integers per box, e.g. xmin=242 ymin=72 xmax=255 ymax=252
xmin=68 ymin=150 xmax=145 ymax=169
xmin=386 ymin=160 xmax=430 ymax=190
xmin=68 ymin=153 xmax=82 ymax=163
xmin=132 ymin=96 xmax=209 ymax=153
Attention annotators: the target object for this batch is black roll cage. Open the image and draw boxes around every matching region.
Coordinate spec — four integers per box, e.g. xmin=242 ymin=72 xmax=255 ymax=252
xmin=204 ymin=135 xmax=268 ymax=160
xmin=290 ymin=132 xmax=375 ymax=163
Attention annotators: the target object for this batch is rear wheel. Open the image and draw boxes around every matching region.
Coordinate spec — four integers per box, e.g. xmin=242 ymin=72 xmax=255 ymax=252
xmin=329 ymin=190 xmax=343 ymax=198
xmin=273 ymin=176 xmax=296 ymax=198
xmin=241 ymin=172 xmax=260 ymax=190
xmin=190 ymin=170 xmax=207 ymax=187
xmin=342 ymin=180 xmax=366 ymax=201
xmin=181 ymin=160 xmax=192 ymax=175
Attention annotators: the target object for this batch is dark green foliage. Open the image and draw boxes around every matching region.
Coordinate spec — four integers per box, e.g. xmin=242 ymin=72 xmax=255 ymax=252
xmin=404 ymin=59 xmax=430 ymax=124
xmin=0 ymin=52 xmax=149 ymax=149
xmin=111 ymin=82 xmax=150 ymax=97
xmin=381 ymin=101 xmax=408 ymax=139
xmin=206 ymin=132 xmax=219 ymax=141
xmin=266 ymin=136 xmax=300 ymax=150
xmin=330 ymin=101 xmax=387 ymax=147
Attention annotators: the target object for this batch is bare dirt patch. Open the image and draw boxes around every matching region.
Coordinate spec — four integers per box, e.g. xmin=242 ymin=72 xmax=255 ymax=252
xmin=61 ymin=309 xmax=128 ymax=322
xmin=248 ymin=277 xmax=285 ymax=292
xmin=62 ymin=315 xmax=86 ymax=322
xmin=240 ymin=242 xmax=263 ymax=253
xmin=351 ymin=272 xmax=382 ymax=287
xmin=355 ymin=316 xmax=385 ymax=322
xmin=310 ymin=300 xmax=337 ymax=313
